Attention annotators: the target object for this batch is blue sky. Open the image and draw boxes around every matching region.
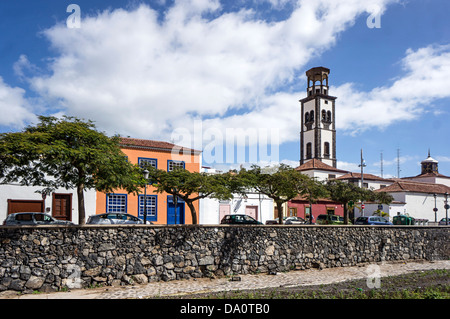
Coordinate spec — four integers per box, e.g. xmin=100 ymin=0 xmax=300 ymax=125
xmin=0 ymin=0 xmax=449 ymax=179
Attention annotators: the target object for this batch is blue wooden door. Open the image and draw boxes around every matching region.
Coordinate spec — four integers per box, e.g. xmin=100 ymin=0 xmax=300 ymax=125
xmin=167 ymin=196 xmax=184 ymax=224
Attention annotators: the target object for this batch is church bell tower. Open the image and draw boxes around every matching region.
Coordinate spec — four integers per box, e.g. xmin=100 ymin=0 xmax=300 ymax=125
xmin=299 ymin=67 xmax=337 ymax=167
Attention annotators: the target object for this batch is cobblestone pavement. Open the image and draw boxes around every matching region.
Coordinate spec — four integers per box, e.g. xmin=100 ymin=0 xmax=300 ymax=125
xmin=2 ymin=260 xmax=449 ymax=299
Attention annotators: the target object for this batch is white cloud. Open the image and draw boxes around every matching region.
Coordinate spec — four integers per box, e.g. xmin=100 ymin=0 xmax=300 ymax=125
xmin=0 ymin=77 xmax=36 ymax=128
xmin=336 ymin=161 xmax=358 ymax=172
xmin=436 ymin=156 xmax=450 ymax=163
xmin=335 ymin=44 xmax=450 ymax=134
xmin=25 ymin=0 xmax=395 ymax=146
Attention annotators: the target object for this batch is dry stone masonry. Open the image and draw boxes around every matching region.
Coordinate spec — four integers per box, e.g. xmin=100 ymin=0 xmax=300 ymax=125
xmin=0 ymin=225 xmax=448 ymax=293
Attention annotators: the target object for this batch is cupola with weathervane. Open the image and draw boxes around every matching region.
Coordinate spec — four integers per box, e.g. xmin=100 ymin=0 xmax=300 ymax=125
xmin=421 ymin=150 xmax=439 ymax=175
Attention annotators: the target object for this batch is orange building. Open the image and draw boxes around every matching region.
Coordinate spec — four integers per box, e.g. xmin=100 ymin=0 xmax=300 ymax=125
xmin=95 ymin=137 xmax=201 ymax=224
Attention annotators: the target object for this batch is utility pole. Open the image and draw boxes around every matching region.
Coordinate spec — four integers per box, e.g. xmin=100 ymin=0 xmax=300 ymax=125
xmin=359 ymin=149 xmax=366 ymax=216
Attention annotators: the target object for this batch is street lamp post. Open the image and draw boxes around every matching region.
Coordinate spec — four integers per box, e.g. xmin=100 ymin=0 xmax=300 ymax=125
xmin=445 ymin=192 xmax=449 ymax=226
xmin=433 ymin=193 xmax=438 ymax=223
xmin=143 ymin=169 xmax=149 ymax=224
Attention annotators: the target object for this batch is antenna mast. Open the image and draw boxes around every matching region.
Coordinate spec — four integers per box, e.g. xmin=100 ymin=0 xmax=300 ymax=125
xmin=380 ymin=151 xmax=384 ymax=178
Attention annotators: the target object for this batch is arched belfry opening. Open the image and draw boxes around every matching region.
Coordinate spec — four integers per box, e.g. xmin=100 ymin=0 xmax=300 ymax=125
xmin=306 ymin=66 xmax=330 ymax=97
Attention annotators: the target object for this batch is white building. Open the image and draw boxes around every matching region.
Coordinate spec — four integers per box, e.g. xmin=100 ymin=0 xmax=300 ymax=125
xmin=295 ymin=158 xmax=347 ymax=181
xmin=373 ymin=180 xmax=450 ymax=224
xmin=0 ymin=183 xmax=97 ymax=224
xmin=402 ymin=152 xmax=450 ymax=187
xmin=199 ymin=167 xmax=274 ymax=224
xmin=199 ymin=192 xmax=274 ymax=225
xmin=370 ymin=152 xmax=450 ymax=223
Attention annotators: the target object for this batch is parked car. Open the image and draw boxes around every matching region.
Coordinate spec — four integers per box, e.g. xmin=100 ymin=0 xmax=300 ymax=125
xmin=3 ymin=212 xmax=74 ymax=226
xmin=284 ymin=216 xmax=306 ymax=225
xmin=86 ymin=213 xmax=150 ymax=225
xmin=316 ymin=214 xmax=344 ymax=225
xmin=393 ymin=214 xmax=415 ymax=225
xmin=220 ymin=214 xmax=262 ymax=225
xmin=438 ymin=218 xmax=449 ymax=225
xmin=355 ymin=216 xmax=393 ymax=225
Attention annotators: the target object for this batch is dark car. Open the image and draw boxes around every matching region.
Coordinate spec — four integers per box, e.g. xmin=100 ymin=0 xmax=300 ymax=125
xmin=220 ymin=214 xmax=262 ymax=225
xmin=355 ymin=216 xmax=393 ymax=225
xmin=438 ymin=218 xmax=449 ymax=225
xmin=87 ymin=213 xmax=150 ymax=225
xmin=3 ymin=212 xmax=74 ymax=226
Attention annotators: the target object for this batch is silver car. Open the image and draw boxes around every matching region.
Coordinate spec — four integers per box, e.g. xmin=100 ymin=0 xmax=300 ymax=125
xmin=87 ymin=213 xmax=149 ymax=225
xmin=284 ymin=216 xmax=306 ymax=224
xmin=3 ymin=212 xmax=74 ymax=226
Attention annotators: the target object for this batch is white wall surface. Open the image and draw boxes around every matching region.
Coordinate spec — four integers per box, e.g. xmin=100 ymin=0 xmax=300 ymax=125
xmin=199 ymin=192 xmax=274 ymax=225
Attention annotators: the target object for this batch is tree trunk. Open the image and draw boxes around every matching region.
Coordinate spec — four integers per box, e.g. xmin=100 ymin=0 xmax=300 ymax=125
xmin=343 ymin=202 xmax=349 ymax=225
xmin=77 ymin=184 xmax=86 ymax=225
xmin=276 ymin=201 xmax=283 ymax=224
xmin=186 ymin=200 xmax=198 ymax=225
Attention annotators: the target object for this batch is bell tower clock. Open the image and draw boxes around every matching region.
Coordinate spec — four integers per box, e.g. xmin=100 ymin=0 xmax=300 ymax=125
xmin=299 ymin=67 xmax=337 ymax=168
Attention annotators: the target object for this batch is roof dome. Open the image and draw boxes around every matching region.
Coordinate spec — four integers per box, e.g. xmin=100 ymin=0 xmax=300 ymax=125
xmin=421 ymin=150 xmax=438 ymax=163
xmin=420 ymin=150 xmax=439 ymax=175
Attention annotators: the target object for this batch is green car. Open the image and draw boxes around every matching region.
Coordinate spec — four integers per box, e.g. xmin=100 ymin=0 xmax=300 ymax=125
xmin=316 ymin=214 xmax=344 ymax=225
xmin=393 ymin=214 xmax=415 ymax=225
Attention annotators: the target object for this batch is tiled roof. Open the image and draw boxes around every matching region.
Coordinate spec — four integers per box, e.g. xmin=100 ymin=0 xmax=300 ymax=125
xmin=295 ymin=159 xmax=348 ymax=173
xmin=375 ymin=180 xmax=450 ymax=194
xmin=119 ymin=137 xmax=201 ymax=153
xmin=337 ymin=172 xmax=391 ymax=182
xmin=403 ymin=172 xmax=450 ymax=179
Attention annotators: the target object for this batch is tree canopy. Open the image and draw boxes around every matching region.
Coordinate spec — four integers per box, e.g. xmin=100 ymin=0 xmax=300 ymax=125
xmin=325 ymin=179 xmax=393 ymax=224
xmin=239 ymin=164 xmax=325 ymax=224
xmin=0 ymin=116 xmax=142 ymax=224
xmin=145 ymin=165 xmax=236 ymax=224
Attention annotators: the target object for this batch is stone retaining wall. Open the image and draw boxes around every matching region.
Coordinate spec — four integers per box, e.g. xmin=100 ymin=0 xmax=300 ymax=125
xmin=0 ymin=225 xmax=448 ymax=293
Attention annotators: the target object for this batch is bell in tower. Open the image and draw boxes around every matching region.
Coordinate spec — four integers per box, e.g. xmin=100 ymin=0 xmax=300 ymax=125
xmin=299 ymin=67 xmax=337 ymax=168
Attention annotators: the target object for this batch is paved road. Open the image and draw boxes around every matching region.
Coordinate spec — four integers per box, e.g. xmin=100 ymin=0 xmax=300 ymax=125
xmin=2 ymin=260 xmax=449 ymax=299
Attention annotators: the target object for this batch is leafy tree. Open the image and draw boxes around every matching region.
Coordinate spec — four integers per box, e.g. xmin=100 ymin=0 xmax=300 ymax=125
xmin=145 ymin=166 xmax=235 ymax=224
xmin=240 ymin=164 xmax=322 ymax=224
xmin=373 ymin=191 xmax=394 ymax=206
xmin=299 ymin=178 xmax=329 ymax=224
xmin=325 ymin=179 xmax=379 ymax=224
xmin=0 ymin=116 xmax=142 ymax=224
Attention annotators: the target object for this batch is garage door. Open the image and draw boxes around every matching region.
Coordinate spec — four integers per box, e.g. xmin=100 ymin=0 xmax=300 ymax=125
xmin=7 ymin=199 xmax=44 ymax=215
